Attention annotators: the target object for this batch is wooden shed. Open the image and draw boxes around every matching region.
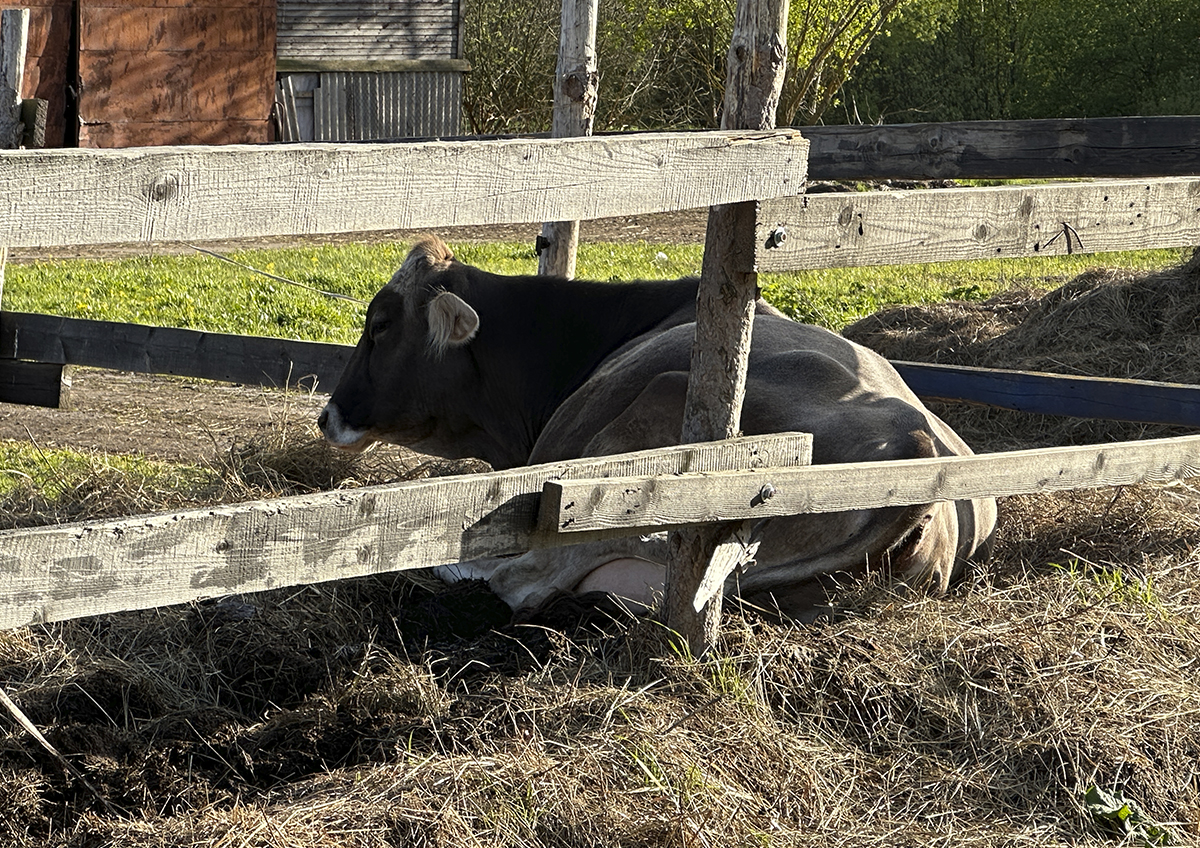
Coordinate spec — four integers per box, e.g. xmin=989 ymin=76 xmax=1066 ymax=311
xmin=274 ymin=0 xmax=468 ymax=141
xmin=13 ymin=0 xmax=466 ymax=149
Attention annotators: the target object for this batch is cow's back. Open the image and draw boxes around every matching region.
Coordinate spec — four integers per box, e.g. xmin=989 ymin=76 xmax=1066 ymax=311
xmin=532 ymin=313 xmax=954 ymax=465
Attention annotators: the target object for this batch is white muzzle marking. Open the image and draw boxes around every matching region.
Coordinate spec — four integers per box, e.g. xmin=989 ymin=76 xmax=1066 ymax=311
xmin=319 ymin=402 xmax=371 ymax=450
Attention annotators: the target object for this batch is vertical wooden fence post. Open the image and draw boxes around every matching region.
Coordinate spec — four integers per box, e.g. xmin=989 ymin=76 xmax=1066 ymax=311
xmin=664 ymin=0 xmax=791 ymax=655
xmin=0 ymin=7 xmax=29 ymax=150
xmin=537 ymin=0 xmax=598 ymax=279
xmin=0 ymin=8 xmax=30 ymax=306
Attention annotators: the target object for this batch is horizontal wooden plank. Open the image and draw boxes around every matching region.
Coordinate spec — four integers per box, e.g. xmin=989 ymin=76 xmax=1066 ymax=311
xmin=802 ymin=117 xmax=1200 ymax=181
xmin=893 ymin=361 xmax=1200 ymax=426
xmin=545 ymin=434 xmax=1200 ymax=535
xmin=756 ymin=178 xmax=1200 ymax=271
xmin=276 ymin=58 xmax=470 ymax=73
xmin=0 ymin=360 xmax=62 ymax=408
xmin=0 ymin=433 xmax=812 ymax=630
xmin=79 ymin=6 xmax=272 ymax=52
xmin=77 ymin=120 xmax=272 ymax=148
xmin=9 ymin=314 xmax=1200 ymax=430
xmin=0 ymin=312 xmax=351 ymax=392
xmin=279 ymin=46 xmax=460 ymax=63
xmin=0 ymin=130 xmax=808 ymax=248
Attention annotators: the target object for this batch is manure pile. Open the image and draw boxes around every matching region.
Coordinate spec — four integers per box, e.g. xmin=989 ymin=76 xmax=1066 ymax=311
xmin=0 ymin=260 xmax=1198 ymax=847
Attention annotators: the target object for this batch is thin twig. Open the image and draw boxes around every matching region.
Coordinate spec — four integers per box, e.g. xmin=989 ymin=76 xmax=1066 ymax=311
xmin=0 ymin=685 xmax=123 ymax=817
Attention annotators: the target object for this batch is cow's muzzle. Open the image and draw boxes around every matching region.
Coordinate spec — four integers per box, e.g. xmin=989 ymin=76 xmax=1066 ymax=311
xmin=318 ymin=402 xmax=372 ymax=452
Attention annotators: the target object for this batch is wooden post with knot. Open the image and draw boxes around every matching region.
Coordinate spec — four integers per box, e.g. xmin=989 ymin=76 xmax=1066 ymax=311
xmin=664 ymin=0 xmax=793 ymax=656
xmin=537 ymin=0 xmax=599 ymax=279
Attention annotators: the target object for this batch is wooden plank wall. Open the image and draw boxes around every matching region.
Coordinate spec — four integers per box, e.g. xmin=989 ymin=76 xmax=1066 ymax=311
xmin=277 ymin=0 xmax=460 ymax=68
xmin=76 ymin=0 xmax=276 ymax=147
xmin=312 ymin=70 xmax=463 ymax=139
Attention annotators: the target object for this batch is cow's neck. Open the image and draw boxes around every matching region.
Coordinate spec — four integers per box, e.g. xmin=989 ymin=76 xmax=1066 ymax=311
xmin=465 ymin=275 xmax=698 ymax=467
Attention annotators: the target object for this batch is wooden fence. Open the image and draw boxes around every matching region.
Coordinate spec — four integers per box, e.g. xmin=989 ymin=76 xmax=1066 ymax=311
xmin=0 ymin=116 xmax=1199 ymax=631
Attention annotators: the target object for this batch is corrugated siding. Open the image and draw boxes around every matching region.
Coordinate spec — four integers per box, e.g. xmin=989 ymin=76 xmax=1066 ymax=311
xmin=311 ymin=71 xmax=462 ymax=140
xmin=277 ymin=0 xmax=459 ymax=64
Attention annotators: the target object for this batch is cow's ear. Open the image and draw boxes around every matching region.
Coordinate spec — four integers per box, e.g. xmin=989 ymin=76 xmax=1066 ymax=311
xmin=427 ymin=292 xmax=480 ymax=354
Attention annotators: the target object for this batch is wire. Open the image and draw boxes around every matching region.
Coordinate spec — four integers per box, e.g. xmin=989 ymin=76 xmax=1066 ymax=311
xmin=185 ymin=244 xmax=369 ymax=305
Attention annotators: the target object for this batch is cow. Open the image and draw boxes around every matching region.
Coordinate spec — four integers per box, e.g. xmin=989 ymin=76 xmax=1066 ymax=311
xmin=319 ymin=236 xmax=997 ymax=620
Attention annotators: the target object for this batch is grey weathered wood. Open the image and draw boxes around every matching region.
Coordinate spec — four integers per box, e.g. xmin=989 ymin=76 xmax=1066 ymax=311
xmin=801 ymin=117 xmax=1200 ymax=181
xmin=0 ymin=8 xmax=28 ymax=150
xmin=667 ymin=0 xmax=792 ymax=654
xmin=275 ymin=78 xmax=302 ymax=143
xmin=538 ymin=0 xmax=599 ymax=279
xmin=0 ymin=131 xmax=807 ymax=249
xmin=0 ymin=312 xmax=352 ymax=392
xmin=309 ymin=70 xmax=464 ymax=142
xmin=545 ymin=434 xmax=1200 ymax=534
xmin=539 ymin=433 xmax=811 ymax=531
xmin=0 ymin=359 xmax=61 ymax=408
xmin=276 ymin=58 xmax=472 ymax=74
xmin=757 ymin=178 xmax=1200 ymax=271
xmin=276 ymin=0 xmax=460 ymax=65
xmin=0 ymin=433 xmax=812 ymax=631
xmin=18 ymin=96 xmax=45 ymax=149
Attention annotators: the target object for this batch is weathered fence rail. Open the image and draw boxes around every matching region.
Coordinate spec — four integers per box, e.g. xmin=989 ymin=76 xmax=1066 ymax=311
xmin=0 ymin=116 xmax=1198 ymax=632
xmin=10 ymin=312 xmax=1200 ymax=429
xmin=800 ymin=116 xmax=1200 ymax=180
xmin=0 ymin=434 xmax=813 ymax=630
xmin=0 ymin=130 xmax=808 ymax=248
xmin=757 ymin=177 xmax=1200 ymax=271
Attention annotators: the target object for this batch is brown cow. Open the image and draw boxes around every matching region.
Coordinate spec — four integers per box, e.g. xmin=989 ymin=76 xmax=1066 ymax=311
xmin=320 ymin=236 xmax=996 ymax=619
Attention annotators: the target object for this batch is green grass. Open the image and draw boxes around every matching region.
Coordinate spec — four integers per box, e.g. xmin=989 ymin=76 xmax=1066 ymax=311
xmin=1 ymin=242 xmax=1187 ymax=347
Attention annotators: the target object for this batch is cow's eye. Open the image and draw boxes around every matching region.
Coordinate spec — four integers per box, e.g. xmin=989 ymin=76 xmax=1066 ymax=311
xmin=369 ymin=318 xmax=391 ymax=340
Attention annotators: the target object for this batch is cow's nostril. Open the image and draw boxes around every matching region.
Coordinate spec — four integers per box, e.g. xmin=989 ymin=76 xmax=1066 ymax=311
xmin=317 ymin=408 xmax=329 ymax=430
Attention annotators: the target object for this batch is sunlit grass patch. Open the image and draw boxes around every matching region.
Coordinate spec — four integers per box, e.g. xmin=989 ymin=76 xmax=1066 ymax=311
xmin=4 ymin=242 xmax=1185 ymax=341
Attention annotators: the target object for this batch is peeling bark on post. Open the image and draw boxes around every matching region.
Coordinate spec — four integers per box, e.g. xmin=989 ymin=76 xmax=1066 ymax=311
xmin=0 ymin=8 xmax=29 ymax=151
xmin=538 ymin=0 xmax=598 ymax=279
xmin=0 ymin=8 xmax=24 ymax=312
xmin=664 ymin=0 xmax=791 ymax=655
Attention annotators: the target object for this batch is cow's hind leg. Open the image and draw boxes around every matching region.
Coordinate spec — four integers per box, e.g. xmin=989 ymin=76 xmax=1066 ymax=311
xmin=438 ymin=534 xmax=670 ymax=616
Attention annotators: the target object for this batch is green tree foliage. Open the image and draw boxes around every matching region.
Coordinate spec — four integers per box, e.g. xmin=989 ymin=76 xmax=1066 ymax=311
xmin=781 ymin=0 xmax=907 ymax=125
xmin=840 ymin=0 xmax=1200 ymax=122
xmin=462 ymin=0 xmax=910 ymax=133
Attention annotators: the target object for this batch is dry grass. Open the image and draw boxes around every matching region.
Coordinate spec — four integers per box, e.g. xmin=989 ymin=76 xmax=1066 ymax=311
xmin=2 ymin=259 xmax=1200 ymax=845
xmin=1 ymin=484 xmax=1196 ymax=846
xmin=845 ymin=248 xmax=1200 ymax=451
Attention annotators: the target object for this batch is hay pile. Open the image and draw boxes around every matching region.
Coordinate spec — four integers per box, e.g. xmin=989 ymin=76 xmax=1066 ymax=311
xmin=1 ymin=259 xmax=1200 ymax=845
xmin=0 ymin=481 xmax=1197 ymax=846
xmin=845 ymin=250 xmax=1200 ymax=450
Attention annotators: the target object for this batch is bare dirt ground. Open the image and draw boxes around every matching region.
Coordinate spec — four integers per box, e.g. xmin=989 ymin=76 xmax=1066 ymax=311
xmin=0 ymin=210 xmax=709 ymax=463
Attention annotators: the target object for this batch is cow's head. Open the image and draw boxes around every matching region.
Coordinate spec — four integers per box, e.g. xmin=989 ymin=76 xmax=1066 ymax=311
xmin=318 ymin=236 xmax=483 ymax=455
